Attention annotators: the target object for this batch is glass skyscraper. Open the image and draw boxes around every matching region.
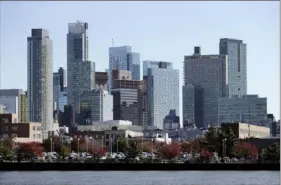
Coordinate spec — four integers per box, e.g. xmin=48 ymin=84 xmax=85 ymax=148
xmin=145 ymin=61 xmax=179 ymax=129
xmin=67 ymin=21 xmax=95 ymax=114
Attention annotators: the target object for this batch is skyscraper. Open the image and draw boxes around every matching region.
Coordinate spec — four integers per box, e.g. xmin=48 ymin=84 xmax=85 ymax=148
xmin=145 ymin=61 xmax=179 ymax=129
xmin=67 ymin=21 xmax=95 ymax=115
xmin=58 ymin=67 xmax=66 ymax=91
xmin=27 ymin=29 xmax=53 ymax=139
xmin=183 ymin=47 xmax=228 ymax=127
xmin=219 ymin=38 xmax=247 ymax=97
xmin=128 ymin=52 xmax=140 ymax=80
xmin=108 ymin=46 xmax=140 ymax=90
xmin=53 ymin=67 xmax=66 ymax=111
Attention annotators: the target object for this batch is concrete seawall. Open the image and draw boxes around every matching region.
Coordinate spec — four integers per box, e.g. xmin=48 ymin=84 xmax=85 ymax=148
xmin=0 ymin=163 xmax=279 ymax=171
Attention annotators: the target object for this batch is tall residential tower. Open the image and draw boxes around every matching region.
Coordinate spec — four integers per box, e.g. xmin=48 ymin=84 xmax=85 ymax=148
xmin=27 ymin=29 xmax=53 ymax=139
xmin=144 ymin=61 xmax=179 ymax=129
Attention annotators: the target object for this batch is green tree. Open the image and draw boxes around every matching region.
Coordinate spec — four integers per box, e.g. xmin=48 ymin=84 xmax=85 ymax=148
xmin=217 ymin=127 xmax=237 ymax=157
xmin=203 ymin=127 xmax=219 ymax=152
xmin=113 ymin=138 xmax=129 ymax=153
xmin=263 ymin=142 xmax=280 ymax=163
xmin=0 ymin=146 xmax=12 ymax=159
xmin=126 ymin=141 xmax=141 ymax=159
xmin=60 ymin=145 xmax=70 ymax=159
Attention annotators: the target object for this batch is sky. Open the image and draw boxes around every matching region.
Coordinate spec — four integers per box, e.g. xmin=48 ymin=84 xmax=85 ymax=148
xmin=0 ymin=2 xmax=280 ymax=120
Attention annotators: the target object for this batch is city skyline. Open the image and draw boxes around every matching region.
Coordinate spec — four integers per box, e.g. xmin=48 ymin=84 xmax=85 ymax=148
xmin=0 ymin=2 xmax=279 ymax=119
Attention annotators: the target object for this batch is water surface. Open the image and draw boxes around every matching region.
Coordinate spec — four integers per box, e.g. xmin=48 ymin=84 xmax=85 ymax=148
xmin=0 ymin=171 xmax=279 ymax=185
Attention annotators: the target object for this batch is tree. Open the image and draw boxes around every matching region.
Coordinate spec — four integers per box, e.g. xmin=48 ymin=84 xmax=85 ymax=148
xmin=159 ymin=143 xmax=180 ymax=160
xmin=234 ymin=141 xmax=258 ymax=160
xmin=200 ymin=149 xmax=214 ymax=163
xmin=180 ymin=142 xmax=192 ymax=153
xmin=203 ymin=127 xmax=219 ymax=153
xmin=42 ymin=136 xmax=62 ymax=153
xmin=0 ymin=146 xmax=12 ymax=159
xmin=217 ymin=127 xmax=237 ymax=157
xmin=60 ymin=145 xmax=70 ymax=159
xmin=126 ymin=141 xmax=141 ymax=158
xmin=17 ymin=142 xmax=44 ymax=159
xmin=263 ymin=142 xmax=280 ymax=163
xmin=112 ymin=138 xmax=129 ymax=153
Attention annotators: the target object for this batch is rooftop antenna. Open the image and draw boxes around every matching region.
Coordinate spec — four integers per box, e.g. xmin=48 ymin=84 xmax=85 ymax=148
xmin=112 ymin=38 xmax=114 ymax=47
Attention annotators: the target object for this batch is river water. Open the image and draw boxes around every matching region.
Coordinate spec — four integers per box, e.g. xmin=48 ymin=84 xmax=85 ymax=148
xmin=0 ymin=171 xmax=279 ymax=185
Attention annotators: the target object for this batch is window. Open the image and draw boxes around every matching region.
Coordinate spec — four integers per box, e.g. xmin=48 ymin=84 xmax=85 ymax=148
xmin=37 ymin=134 xmax=41 ymax=139
xmin=33 ymin=126 xmax=36 ymax=131
xmin=106 ymin=134 xmax=109 ymax=139
xmin=106 ymin=141 xmax=109 ymax=146
xmin=238 ymin=88 xmax=240 ymax=91
xmin=4 ymin=126 xmax=8 ymax=131
xmin=3 ymin=118 xmax=8 ymax=123
xmin=12 ymin=126 xmax=18 ymax=131
xmin=33 ymin=134 xmax=36 ymax=139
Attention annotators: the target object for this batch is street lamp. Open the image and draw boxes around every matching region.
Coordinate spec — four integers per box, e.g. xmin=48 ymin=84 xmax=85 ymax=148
xmin=0 ymin=137 xmax=3 ymax=148
xmin=69 ymin=137 xmax=73 ymax=152
xmin=222 ymin=138 xmax=227 ymax=158
xmin=101 ymin=136 xmax=104 ymax=151
xmin=110 ymin=137 xmax=113 ymax=154
xmin=12 ymin=137 xmax=16 ymax=161
xmin=89 ymin=136 xmax=93 ymax=154
xmin=85 ymin=137 xmax=89 ymax=154
xmin=93 ymin=136 xmax=96 ymax=154
xmin=77 ymin=138 xmax=80 ymax=155
xmin=50 ymin=137 xmax=53 ymax=153
xmin=116 ymin=135 xmax=120 ymax=153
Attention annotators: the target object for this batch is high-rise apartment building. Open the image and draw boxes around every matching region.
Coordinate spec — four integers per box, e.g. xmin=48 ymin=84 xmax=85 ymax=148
xmin=183 ymin=47 xmax=228 ymax=127
xmin=219 ymin=38 xmax=247 ymax=97
xmin=27 ymin=29 xmax=53 ymax=139
xmin=218 ymin=95 xmax=267 ymax=125
xmin=67 ymin=21 xmax=95 ymax=115
xmin=108 ymin=46 xmax=140 ymax=90
xmin=19 ymin=91 xmax=28 ymax=122
xmin=145 ymin=61 xmax=179 ymax=129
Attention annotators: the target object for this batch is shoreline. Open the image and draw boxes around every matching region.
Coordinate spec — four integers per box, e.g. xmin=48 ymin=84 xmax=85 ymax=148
xmin=0 ymin=162 xmax=279 ymax=171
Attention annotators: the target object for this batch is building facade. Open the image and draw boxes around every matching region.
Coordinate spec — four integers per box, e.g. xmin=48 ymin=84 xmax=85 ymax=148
xmin=218 ymin=95 xmax=267 ymax=126
xmin=95 ymin=72 xmax=108 ymax=89
xmin=108 ymin=46 xmax=140 ymax=90
xmin=27 ymin=29 xmax=53 ymax=139
xmin=67 ymin=21 xmax=95 ymax=115
xmin=79 ymin=88 xmax=113 ymax=124
xmin=219 ymin=38 xmax=247 ymax=97
xmin=0 ymin=89 xmax=28 ymax=122
xmin=0 ymin=114 xmax=42 ymax=143
xmin=221 ymin=122 xmax=270 ymax=139
xmin=58 ymin=91 xmax=67 ymax=112
xmin=182 ymin=84 xmax=204 ymax=128
xmin=183 ymin=47 xmax=228 ymax=127
xmin=19 ymin=91 xmax=28 ymax=122
xmin=146 ymin=61 xmax=179 ymax=129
